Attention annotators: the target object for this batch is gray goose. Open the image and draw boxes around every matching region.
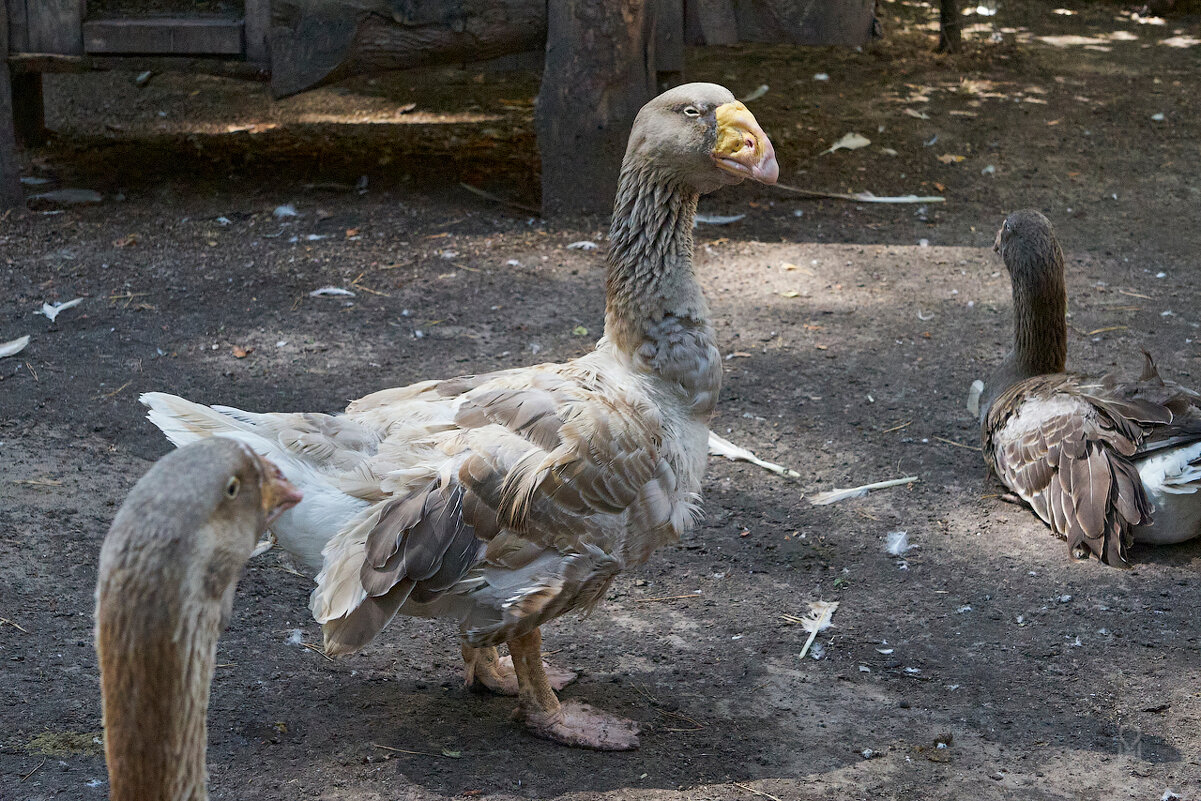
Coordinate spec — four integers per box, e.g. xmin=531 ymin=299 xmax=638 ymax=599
xmin=138 ymin=82 xmax=778 ymax=750
xmin=978 ymin=209 xmax=1201 ymax=566
xmin=96 ymin=439 xmax=301 ymax=801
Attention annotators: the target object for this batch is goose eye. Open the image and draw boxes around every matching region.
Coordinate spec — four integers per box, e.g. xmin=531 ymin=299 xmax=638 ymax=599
xmin=225 ymin=477 xmax=240 ymax=499
xmin=682 ymin=106 xmax=700 ymax=118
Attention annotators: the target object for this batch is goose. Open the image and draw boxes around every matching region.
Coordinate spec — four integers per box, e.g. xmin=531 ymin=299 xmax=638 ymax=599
xmin=96 ymin=438 xmax=301 ymax=801
xmin=976 ymin=209 xmax=1201 ymax=566
xmin=138 ymin=82 xmax=778 ymax=749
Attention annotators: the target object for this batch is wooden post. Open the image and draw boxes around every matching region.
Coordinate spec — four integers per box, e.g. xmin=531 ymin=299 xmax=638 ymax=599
xmin=937 ymin=0 xmax=961 ymax=53
xmin=536 ymin=0 xmax=656 ymax=217
xmin=244 ymin=0 xmax=271 ymax=65
xmin=12 ymin=72 xmax=45 ymax=146
xmin=654 ymin=0 xmax=685 ymax=88
xmin=1 ymin=1 xmax=27 ymax=209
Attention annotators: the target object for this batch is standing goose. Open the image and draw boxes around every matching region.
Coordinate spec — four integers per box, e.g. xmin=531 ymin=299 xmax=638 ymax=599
xmin=96 ymin=438 xmax=301 ymax=801
xmin=139 ymin=82 xmax=778 ymax=749
xmin=978 ymin=210 xmax=1201 ymax=565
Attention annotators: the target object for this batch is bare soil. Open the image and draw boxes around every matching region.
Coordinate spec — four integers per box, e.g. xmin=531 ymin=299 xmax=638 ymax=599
xmin=3 ymin=2 xmax=1201 ymax=799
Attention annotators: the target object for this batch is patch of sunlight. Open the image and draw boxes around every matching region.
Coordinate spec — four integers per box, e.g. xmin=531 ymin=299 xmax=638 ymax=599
xmin=1160 ymin=35 xmax=1200 ymax=48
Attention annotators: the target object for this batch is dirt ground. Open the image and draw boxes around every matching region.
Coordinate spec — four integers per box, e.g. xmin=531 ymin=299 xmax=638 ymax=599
xmin=3 ymin=1 xmax=1201 ymax=799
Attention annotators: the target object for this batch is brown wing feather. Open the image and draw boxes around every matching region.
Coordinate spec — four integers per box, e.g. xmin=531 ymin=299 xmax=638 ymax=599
xmin=985 ymin=365 xmax=1201 ymax=566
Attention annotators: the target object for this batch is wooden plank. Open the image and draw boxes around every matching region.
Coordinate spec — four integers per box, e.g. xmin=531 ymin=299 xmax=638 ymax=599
xmin=83 ymin=17 xmax=244 ymax=55
xmin=244 ymin=0 xmax=270 ymax=64
xmin=1 ymin=1 xmax=25 ymax=209
xmin=537 ymin=0 xmax=656 ymax=216
xmin=26 ymin=0 xmax=83 ymax=54
xmin=9 ymin=52 xmax=270 ymax=82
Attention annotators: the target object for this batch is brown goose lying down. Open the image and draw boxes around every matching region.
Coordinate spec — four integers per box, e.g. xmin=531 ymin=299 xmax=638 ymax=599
xmin=975 ymin=210 xmax=1201 ymax=566
xmin=96 ymin=439 xmax=301 ymax=801
xmin=139 ymin=83 xmax=779 ymax=750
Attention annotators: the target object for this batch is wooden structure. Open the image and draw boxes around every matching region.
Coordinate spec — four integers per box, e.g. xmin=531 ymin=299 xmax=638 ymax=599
xmin=1 ymin=0 xmax=876 ymax=215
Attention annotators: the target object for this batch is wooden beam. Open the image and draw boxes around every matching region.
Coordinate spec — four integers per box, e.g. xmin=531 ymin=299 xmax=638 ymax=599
xmin=83 ymin=17 xmax=245 ymax=55
xmin=1 ymin=1 xmax=26 ymax=209
xmin=8 ymin=53 xmax=270 ymax=82
xmin=536 ymin=0 xmax=656 ymax=217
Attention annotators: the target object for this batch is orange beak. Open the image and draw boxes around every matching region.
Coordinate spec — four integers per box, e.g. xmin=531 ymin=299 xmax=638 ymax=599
xmin=257 ymin=456 xmax=302 ymax=526
xmin=713 ymin=102 xmax=779 ymax=185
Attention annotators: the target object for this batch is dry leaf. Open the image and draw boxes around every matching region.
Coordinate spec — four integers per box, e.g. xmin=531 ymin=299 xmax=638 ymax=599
xmin=903 ymin=108 xmax=930 ymax=120
xmin=113 ymin=233 xmax=140 ymax=247
xmin=232 ymin=345 xmax=252 ymax=358
xmin=937 ymin=154 xmax=966 ymax=164
xmin=345 ymin=228 xmax=360 ymax=237
xmin=779 ymin=290 xmax=801 ymax=298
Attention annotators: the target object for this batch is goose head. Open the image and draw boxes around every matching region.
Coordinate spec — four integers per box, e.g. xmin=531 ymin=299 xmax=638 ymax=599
xmin=622 ymin=83 xmax=779 ymax=194
xmin=97 ymin=438 xmax=301 ymax=801
xmin=994 ymin=209 xmax=1063 ymax=288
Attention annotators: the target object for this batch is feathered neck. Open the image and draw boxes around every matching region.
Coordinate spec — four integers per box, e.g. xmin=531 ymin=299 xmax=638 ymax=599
xmin=986 ymin=236 xmax=1068 ymax=408
xmin=99 ymin=546 xmax=218 ymax=801
xmin=602 ymin=161 xmax=720 ymax=414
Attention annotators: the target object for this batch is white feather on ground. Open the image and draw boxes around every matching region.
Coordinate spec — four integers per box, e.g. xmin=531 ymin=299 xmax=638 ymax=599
xmin=0 ymin=335 xmax=30 ymax=359
xmin=808 ymin=475 xmax=918 ymax=505
xmin=885 ymin=530 xmax=912 ymax=556
xmin=707 ymin=431 xmax=799 ymax=478
xmin=786 ymin=600 xmax=839 ymax=660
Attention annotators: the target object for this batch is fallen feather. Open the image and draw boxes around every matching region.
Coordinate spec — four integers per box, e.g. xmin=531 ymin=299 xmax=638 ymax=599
xmin=966 ymin=379 xmax=985 ymax=418
xmin=904 ymin=108 xmax=930 ymax=120
xmin=273 ymin=204 xmax=299 ymax=218
xmin=708 ymin=431 xmax=800 ymax=478
xmin=694 ymin=213 xmax=746 ymax=226
xmin=809 ymin=475 xmax=919 ymax=505
xmin=821 ymin=132 xmax=871 ymax=155
xmin=0 ymin=335 xmax=30 ymax=359
xmin=813 ymin=72 xmax=829 ymax=81
xmin=981 ymin=164 xmax=996 ymax=175
xmin=308 ymin=286 xmax=356 ymax=297
xmin=775 ymin=184 xmax=944 ymax=204
xmin=796 ymin=600 xmax=838 ymax=660
xmin=29 ymin=188 xmax=103 ymax=206
xmin=1151 ymin=113 xmax=1165 ymax=122
xmin=567 ymin=240 xmax=598 ymax=251
xmin=39 ymin=298 xmax=84 ymax=322
xmin=886 ymin=530 xmax=912 ymax=556
xmin=880 ymin=147 xmax=899 ymax=156
xmin=740 ymin=84 xmax=769 ymax=103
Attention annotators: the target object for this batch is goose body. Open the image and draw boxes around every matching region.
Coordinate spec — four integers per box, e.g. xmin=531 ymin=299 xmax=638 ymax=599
xmin=979 ymin=210 xmax=1201 ymax=565
xmin=140 ymin=83 xmax=778 ymax=748
xmin=96 ymin=439 xmax=301 ymax=801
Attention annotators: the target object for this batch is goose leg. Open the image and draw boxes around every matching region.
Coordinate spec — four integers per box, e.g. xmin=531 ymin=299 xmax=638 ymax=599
xmin=508 ymin=627 xmax=639 ymax=751
xmin=462 ymin=644 xmax=577 ymax=696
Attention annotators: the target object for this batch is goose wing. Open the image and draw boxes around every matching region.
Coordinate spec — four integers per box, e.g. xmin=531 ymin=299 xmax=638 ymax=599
xmin=985 ymin=371 xmax=1201 ymax=565
xmin=314 ymin=364 xmax=686 ymax=653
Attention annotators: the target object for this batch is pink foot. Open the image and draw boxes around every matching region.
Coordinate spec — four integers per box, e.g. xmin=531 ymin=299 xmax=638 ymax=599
xmin=519 ymin=700 xmax=641 ymax=751
xmin=470 ymin=656 xmax=577 ymax=696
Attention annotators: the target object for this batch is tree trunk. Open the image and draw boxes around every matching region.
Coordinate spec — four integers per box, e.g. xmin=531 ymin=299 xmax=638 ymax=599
xmin=1 ymin=3 xmax=26 ymax=210
xmin=536 ymin=0 xmax=656 ymax=217
xmin=270 ymin=0 xmax=546 ymax=98
xmin=937 ymin=0 xmax=961 ymax=53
